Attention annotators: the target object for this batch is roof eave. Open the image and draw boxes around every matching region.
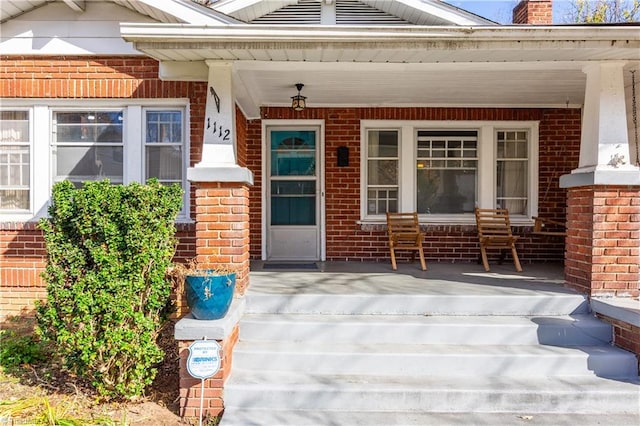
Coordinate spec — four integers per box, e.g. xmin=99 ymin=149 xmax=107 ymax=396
xmin=120 ymin=23 xmax=640 ymax=44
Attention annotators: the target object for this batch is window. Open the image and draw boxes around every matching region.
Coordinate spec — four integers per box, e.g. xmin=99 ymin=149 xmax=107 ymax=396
xmin=366 ymin=130 xmax=398 ymax=215
xmin=416 ymin=130 xmax=477 ymax=214
xmin=53 ymin=110 xmax=124 ymax=185
xmin=0 ymin=100 xmax=190 ymax=221
xmin=0 ymin=110 xmax=30 ymax=211
xmin=361 ymin=121 xmax=538 ymax=222
xmin=496 ymin=130 xmax=528 ymax=214
xmin=145 ymin=110 xmax=184 ymax=185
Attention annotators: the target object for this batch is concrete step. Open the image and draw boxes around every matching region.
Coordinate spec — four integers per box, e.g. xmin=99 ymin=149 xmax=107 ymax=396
xmin=232 ymin=340 xmax=638 ymax=378
xmin=224 ymin=371 xmax=640 ymax=414
xmin=239 ymin=313 xmax=612 ymax=346
xmin=220 ymin=408 xmax=640 ymax=426
xmin=245 ymin=292 xmax=590 ymax=316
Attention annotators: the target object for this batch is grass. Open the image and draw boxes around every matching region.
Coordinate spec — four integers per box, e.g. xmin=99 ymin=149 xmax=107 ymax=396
xmin=0 ymin=394 xmax=122 ymax=425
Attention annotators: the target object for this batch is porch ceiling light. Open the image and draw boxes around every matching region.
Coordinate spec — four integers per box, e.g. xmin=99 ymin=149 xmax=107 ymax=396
xmin=291 ymin=83 xmax=306 ymax=111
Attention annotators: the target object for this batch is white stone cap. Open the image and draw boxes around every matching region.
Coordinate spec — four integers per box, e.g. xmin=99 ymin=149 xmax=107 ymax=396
xmin=175 ymin=297 xmax=246 ymax=341
xmin=187 ymin=165 xmax=254 ymax=185
xmin=591 ymin=297 xmax=640 ymax=328
xmin=560 ymin=170 xmax=640 ymax=188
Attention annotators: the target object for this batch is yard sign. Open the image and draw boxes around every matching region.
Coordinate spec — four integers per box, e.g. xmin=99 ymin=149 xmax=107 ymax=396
xmin=186 ymin=339 xmax=222 ymax=379
xmin=186 ymin=339 xmax=222 ymax=426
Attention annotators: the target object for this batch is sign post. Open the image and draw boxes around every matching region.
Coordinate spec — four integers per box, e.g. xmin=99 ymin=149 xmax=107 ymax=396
xmin=186 ymin=338 xmax=222 ymax=426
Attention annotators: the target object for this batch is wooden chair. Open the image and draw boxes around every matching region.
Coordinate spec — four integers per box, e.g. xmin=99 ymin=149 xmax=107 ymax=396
xmin=474 ymin=208 xmax=522 ymax=272
xmin=386 ymin=212 xmax=427 ymax=271
xmin=532 ymin=216 xmax=566 ymax=237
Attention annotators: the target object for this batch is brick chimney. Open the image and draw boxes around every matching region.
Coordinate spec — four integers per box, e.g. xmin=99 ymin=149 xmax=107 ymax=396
xmin=512 ymin=0 xmax=553 ymax=24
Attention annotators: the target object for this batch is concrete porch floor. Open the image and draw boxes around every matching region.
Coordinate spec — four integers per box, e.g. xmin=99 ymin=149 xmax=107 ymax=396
xmin=248 ymin=260 xmax=568 ymax=297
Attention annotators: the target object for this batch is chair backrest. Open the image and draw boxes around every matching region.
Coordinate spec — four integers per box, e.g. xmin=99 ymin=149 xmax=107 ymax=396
xmin=386 ymin=212 xmax=421 ymax=238
xmin=474 ymin=208 xmax=515 ymax=239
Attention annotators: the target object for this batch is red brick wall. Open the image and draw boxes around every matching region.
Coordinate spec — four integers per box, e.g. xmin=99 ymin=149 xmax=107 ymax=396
xmin=235 ymin=106 xmax=248 ymax=168
xmin=538 ymin=109 xmax=581 ymax=221
xmin=596 ymin=313 xmax=640 ymax=373
xmin=0 ymin=56 xmax=202 ymax=318
xmin=246 ymin=115 xmax=263 ymax=258
xmin=0 ymin=222 xmax=45 ymax=317
xmin=248 ymin=107 xmax=580 ymax=263
xmin=565 ymin=186 xmax=640 ymax=297
xmin=512 ymin=0 xmax=553 ymax=25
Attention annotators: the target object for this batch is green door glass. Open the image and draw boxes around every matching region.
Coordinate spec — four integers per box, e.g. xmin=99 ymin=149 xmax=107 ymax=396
xmin=270 ymin=130 xmax=316 ymax=226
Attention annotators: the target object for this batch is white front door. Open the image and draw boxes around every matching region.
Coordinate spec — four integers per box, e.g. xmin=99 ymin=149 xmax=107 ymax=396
xmin=266 ymin=127 xmax=321 ymax=261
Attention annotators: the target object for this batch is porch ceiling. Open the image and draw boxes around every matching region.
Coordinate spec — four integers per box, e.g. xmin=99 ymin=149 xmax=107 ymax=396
xmin=121 ymin=24 xmax=640 ymax=118
xmin=230 ymin=61 xmax=590 ymax=109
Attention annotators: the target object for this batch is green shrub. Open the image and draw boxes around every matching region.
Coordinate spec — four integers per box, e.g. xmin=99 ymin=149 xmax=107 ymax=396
xmin=36 ymin=179 xmax=182 ymax=399
xmin=0 ymin=329 xmax=47 ymax=371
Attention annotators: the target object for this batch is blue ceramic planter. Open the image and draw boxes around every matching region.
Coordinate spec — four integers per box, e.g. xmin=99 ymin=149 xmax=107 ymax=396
xmin=185 ymin=271 xmax=236 ymax=320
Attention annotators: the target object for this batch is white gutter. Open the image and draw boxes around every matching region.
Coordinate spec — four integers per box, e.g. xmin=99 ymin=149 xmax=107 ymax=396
xmin=120 ymin=23 xmax=640 ymax=44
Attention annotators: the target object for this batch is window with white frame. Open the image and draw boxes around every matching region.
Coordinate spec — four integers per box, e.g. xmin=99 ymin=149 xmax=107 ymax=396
xmin=145 ymin=110 xmax=184 ymax=185
xmin=366 ymin=130 xmax=399 ymax=215
xmin=496 ymin=130 xmax=528 ymax=214
xmin=0 ymin=101 xmax=189 ymax=220
xmin=362 ymin=121 xmax=538 ymax=222
xmin=416 ymin=130 xmax=477 ymax=214
xmin=0 ymin=110 xmax=30 ymax=211
xmin=52 ymin=110 xmax=124 ymax=186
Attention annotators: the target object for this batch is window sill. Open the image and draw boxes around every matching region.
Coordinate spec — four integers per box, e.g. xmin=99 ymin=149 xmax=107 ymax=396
xmin=358 ymin=215 xmax=535 ymax=227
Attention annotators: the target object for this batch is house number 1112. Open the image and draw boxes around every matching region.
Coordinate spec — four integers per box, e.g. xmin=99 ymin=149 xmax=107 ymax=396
xmin=207 ymin=118 xmax=231 ymax=142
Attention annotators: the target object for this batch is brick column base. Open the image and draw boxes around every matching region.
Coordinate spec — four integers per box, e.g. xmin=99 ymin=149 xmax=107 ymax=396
xmin=194 ymin=182 xmax=250 ymax=296
xmin=565 ymin=185 xmax=640 ymax=297
xmin=178 ymin=324 xmax=239 ymax=419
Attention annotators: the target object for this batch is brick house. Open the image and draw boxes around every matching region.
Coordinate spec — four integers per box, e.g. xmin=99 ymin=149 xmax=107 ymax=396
xmin=1 ymin=0 xmax=639 ymax=318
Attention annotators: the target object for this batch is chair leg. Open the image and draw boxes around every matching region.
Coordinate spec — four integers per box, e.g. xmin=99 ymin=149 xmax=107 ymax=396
xmin=480 ymin=245 xmax=490 ymax=272
xmin=511 ymin=246 xmax=522 ymax=272
xmin=390 ymin=247 xmax=398 ymax=271
xmin=418 ymin=248 xmax=427 ymax=271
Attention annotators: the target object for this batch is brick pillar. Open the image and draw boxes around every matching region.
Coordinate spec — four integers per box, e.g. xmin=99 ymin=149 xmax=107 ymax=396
xmin=179 ymin=163 xmax=253 ymax=421
xmin=178 ymin=324 xmax=239 ymax=419
xmin=512 ymin=0 xmax=552 ymax=24
xmin=565 ymin=185 xmax=640 ymax=297
xmin=194 ymin=182 xmax=251 ymax=296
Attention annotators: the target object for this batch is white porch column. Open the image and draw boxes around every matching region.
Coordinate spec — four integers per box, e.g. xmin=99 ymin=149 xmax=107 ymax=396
xmin=561 ymin=61 xmax=639 ymax=187
xmin=577 ymin=62 xmax=634 ymax=172
xmin=201 ymin=61 xmax=236 ymax=166
xmin=559 ymin=61 xmax=640 ymax=299
xmin=188 ymin=61 xmax=253 ymax=183
xmin=185 ymin=58 xmax=253 ymax=290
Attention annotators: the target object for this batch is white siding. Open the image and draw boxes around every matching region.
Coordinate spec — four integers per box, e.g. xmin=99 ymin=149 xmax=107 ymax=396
xmin=0 ymin=1 xmax=157 ymax=55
